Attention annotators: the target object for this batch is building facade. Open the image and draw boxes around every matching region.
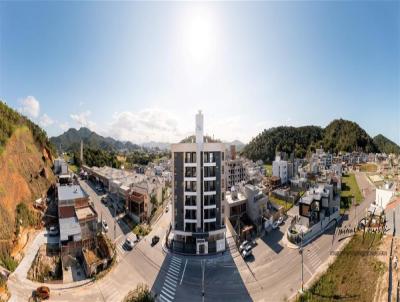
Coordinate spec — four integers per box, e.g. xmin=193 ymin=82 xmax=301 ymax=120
xmin=171 ymin=111 xmax=226 ymax=255
xmin=273 ymin=155 xmax=288 ymax=184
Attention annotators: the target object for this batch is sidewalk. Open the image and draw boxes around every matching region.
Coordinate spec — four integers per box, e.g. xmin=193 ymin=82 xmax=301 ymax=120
xmin=13 ymin=231 xmax=46 ymax=280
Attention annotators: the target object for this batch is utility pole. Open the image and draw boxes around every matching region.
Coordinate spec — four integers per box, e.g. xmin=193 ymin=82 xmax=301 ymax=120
xmin=202 ymin=259 xmax=205 ymax=301
xmin=299 ymin=231 xmax=304 ymax=293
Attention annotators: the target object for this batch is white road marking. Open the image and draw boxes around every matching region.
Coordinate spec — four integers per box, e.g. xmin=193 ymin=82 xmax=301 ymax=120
xmin=160 ymin=294 xmax=172 ymax=302
xmin=304 ymin=263 xmax=313 ymax=276
xmin=180 ymin=259 xmax=188 ymax=285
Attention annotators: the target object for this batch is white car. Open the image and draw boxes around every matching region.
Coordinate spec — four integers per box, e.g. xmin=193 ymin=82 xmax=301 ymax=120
xmin=242 ymin=245 xmax=253 ymax=259
xmin=239 ymin=240 xmax=250 ymax=252
xmin=102 ymin=220 xmax=109 ymax=232
xmin=272 ymin=216 xmax=284 ymax=229
xmin=123 ymin=238 xmax=134 ymax=250
xmin=48 ymin=226 xmax=59 ymax=236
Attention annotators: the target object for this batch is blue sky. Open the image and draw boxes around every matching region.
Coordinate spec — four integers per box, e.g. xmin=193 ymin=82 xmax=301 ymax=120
xmin=1 ymin=1 xmax=399 ymax=144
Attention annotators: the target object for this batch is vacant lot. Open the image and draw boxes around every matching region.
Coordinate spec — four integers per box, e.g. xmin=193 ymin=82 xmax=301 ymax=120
xmin=269 ymin=195 xmax=293 ymax=212
xmin=297 ymin=233 xmax=386 ymax=302
xmin=264 ymin=164 xmax=272 ymax=176
xmin=360 ymin=163 xmax=378 ymax=173
xmin=340 ymin=173 xmax=362 ymax=211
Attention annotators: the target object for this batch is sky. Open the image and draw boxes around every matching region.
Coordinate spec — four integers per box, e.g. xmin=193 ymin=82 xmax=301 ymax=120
xmin=0 ymin=1 xmax=399 ymax=144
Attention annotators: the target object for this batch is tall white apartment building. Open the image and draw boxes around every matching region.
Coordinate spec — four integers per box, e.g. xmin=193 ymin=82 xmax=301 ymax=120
xmin=171 ymin=111 xmax=226 ymax=255
xmin=272 ymin=155 xmax=288 ymax=184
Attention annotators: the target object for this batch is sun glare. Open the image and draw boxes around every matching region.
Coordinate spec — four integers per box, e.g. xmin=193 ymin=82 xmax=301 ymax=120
xmin=181 ymin=8 xmax=218 ymax=65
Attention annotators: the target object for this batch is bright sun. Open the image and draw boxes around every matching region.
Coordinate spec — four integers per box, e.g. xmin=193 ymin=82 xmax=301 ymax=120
xmin=181 ymin=8 xmax=218 ymax=65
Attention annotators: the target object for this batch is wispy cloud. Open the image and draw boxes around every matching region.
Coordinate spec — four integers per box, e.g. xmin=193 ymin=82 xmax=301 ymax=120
xmin=39 ymin=113 xmax=54 ymax=127
xmin=19 ymin=96 xmax=40 ymax=118
xmin=70 ymin=110 xmax=96 ymax=130
xmin=107 ymin=108 xmax=187 ymax=143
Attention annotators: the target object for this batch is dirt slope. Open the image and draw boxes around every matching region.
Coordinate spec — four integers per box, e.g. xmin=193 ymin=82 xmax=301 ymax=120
xmin=0 ymin=126 xmax=55 ymax=245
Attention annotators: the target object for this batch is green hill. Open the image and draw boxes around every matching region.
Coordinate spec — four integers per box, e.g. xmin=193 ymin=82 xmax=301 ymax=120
xmin=242 ymin=119 xmax=382 ymax=162
xmin=242 ymin=125 xmax=323 ymax=162
xmin=373 ymin=134 xmax=400 ymax=154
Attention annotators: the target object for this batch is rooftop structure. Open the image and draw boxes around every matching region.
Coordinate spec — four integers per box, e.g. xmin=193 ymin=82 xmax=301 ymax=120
xmin=59 ymin=217 xmax=81 ymax=242
xmin=57 ymin=185 xmax=88 ymax=202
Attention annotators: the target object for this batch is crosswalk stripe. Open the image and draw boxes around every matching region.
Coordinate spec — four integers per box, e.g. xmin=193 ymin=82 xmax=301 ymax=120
xmin=164 ymin=282 xmax=176 ymax=292
xmin=163 ymin=282 xmax=176 ymax=293
xmin=161 ymin=288 xmax=175 ymax=300
xmin=169 ymin=266 xmax=180 ymax=274
xmin=165 ymin=277 xmax=177 ymax=287
xmin=171 ymin=257 xmax=181 ymax=264
xmin=160 ymin=293 xmax=172 ymax=302
xmin=162 ymin=286 xmax=176 ymax=298
xmin=167 ymin=271 xmax=179 ymax=279
xmin=170 ymin=261 xmax=181 ymax=269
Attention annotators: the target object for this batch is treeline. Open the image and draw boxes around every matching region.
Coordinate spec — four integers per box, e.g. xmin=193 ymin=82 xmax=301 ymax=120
xmin=71 ymin=148 xmax=121 ymax=169
xmin=242 ymin=119 xmax=382 ymax=163
xmin=0 ymin=101 xmax=55 ymax=155
xmin=126 ymin=150 xmax=170 ymax=166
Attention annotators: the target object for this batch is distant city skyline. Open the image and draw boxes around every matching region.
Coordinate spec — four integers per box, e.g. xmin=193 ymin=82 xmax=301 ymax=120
xmin=1 ymin=1 xmax=399 ymax=144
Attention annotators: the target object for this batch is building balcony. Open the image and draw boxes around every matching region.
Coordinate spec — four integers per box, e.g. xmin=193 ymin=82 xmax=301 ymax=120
xmin=184 ymin=205 xmax=197 ymax=210
xmin=204 ymin=191 xmax=216 ymax=196
xmin=184 ymin=191 xmax=197 ymax=196
xmin=204 ymin=204 xmax=216 ymax=210
xmin=184 ymin=162 xmax=197 ymax=168
xmin=184 ymin=218 xmax=197 ymax=224
xmin=184 ymin=177 xmax=197 ymax=182
xmin=204 ymin=218 xmax=216 ymax=223
xmin=204 ymin=176 xmax=216 ymax=181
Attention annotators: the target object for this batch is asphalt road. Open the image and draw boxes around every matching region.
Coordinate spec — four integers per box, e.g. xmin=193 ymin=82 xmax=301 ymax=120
xmin=79 ymin=179 xmax=131 ymax=244
xmin=7 ymin=172 xmax=378 ymax=302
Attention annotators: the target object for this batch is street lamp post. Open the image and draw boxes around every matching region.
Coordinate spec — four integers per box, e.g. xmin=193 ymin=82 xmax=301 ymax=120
xmin=299 ymin=231 xmax=304 ymax=293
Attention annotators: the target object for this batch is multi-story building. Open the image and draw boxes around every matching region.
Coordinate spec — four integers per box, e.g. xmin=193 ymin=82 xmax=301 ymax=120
xmin=287 ymin=183 xmax=340 ymax=245
xmin=170 ymin=111 xmax=226 ymax=255
xmin=226 ymin=148 xmax=248 ymax=190
xmin=57 ymin=185 xmax=98 ymax=259
xmin=273 ymin=155 xmax=288 ymax=184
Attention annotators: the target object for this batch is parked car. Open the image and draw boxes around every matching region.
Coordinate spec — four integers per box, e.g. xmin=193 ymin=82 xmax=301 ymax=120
xmin=165 ymin=205 xmax=169 ymax=213
xmin=48 ymin=226 xmax=59 ymax=236
xmin=241 ymin=245 xmax=253 ymax=259
xmin=151 ymin=235 xmax=160 ymax=246
xmin=35 ymin=286 xmax=50 ymax=300
xmin=239 ymin=240 xmax=250 ymax=252
xmin=123 ymin=238 xmax=134 ymax=250
xmin=101 ymin=197 xmax=108 ymax=205
xmin=272 ymin=216 xmax=284 ymax=230
xmin=102 ymin=220 xmax=109 ymax=232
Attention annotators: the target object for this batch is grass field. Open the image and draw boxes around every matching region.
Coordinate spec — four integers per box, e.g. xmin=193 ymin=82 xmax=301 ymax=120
xmin=269 ymin=195 xmax=293 ymax=212
xmin=297 ymin=233 xmax=386 ymax=302
xmin=359 ymin=163 xmax=378 ymax=173
xmin=264 ymin=164 xmax=272 ymax=176
xmin=340 ymin=173 xmax=362 ymax=211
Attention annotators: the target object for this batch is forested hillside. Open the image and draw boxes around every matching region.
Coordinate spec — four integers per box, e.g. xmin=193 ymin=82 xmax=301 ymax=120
xmin=373 ymin=134 xmax=400 ymax=154
xmin=242 ymin=125 xmax=323 ymax=162
xmin=242 ymin=119 xmax=385 ymax=162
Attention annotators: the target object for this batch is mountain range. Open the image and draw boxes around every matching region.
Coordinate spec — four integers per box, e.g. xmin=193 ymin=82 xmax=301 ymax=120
xmin=51 ymin=128 xmax=246 ymax=153
xmin=50 ymin=127 xmax=141 ymax=153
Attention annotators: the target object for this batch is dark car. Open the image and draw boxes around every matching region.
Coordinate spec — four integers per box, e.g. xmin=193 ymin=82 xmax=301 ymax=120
xmin=35 ymin=286 xmax=50 ymax=300
xmin=151 ymin=235 xmax=160 ymax=246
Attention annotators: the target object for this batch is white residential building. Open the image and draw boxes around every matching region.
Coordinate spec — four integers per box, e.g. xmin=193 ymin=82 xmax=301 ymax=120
xmin=273 ymin=155 xmax=288 ymax=184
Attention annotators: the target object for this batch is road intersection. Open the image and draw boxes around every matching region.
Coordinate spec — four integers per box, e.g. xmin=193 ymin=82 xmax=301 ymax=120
xmin=7 ymin=172 xmax=377 ymax=301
